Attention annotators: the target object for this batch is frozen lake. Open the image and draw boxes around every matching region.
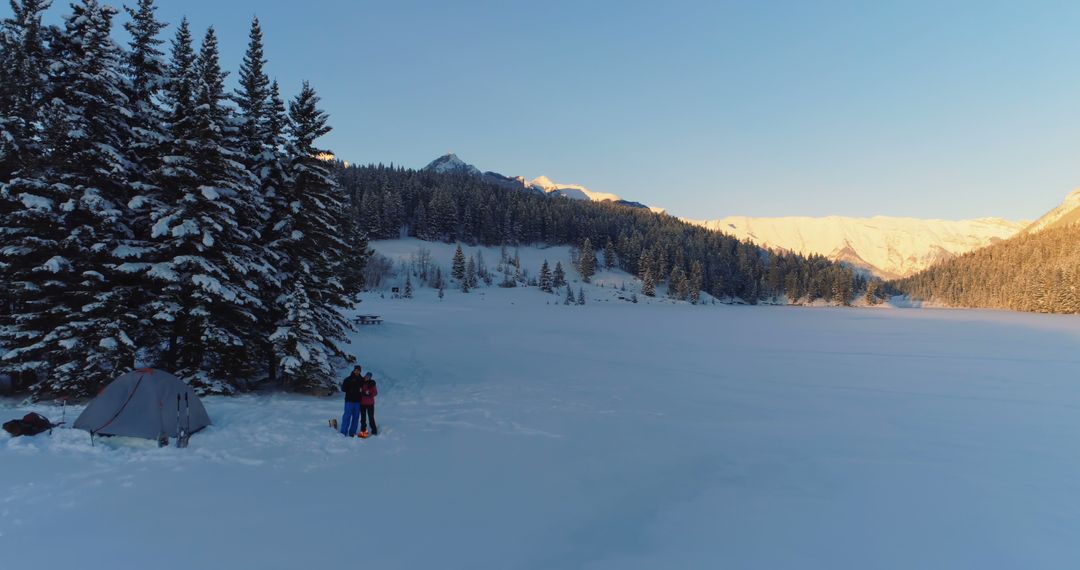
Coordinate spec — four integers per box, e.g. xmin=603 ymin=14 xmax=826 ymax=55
xmin=4 ymin=292 xmax=1080 ymax=569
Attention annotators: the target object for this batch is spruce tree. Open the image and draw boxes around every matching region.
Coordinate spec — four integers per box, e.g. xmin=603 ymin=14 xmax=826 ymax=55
xmin=669 ymin=266 xmax=689 ymax=300
xmin=121 ymin=0 xmax=169 ymax=369
xmin=577 ymin=286 xmax=586 ymax=306
xmin=0 ymin=0 xmax=51 ymax=181
xmin=404 ymin=275 xmax=413 ymax=298
xmin=564 ymin=285 xmax=574 ymax=305
xmin=603 ymin=239 xmax=616 ymax=269
xmin=0 ymin=0 xmax=57 ymax=389
xmin=233 ymin=16 xmax=270 ymax=169
xmin=578 ymin=238 xmax=596 ymax=283
xmin=272 ymin=81 xmax=357 ymax=392
xmin=539 ymin=260 xmax=553 ymax=293
xmin=151 ymin=27 xmax=267 ymax=387
xmin=234 ymin=20 xmax=288 ymax=385
xmin=8 ymin=0 xmax=140 ymax=397
xmin=689 ymin=260 xmax=704 ymax=304
xmin=452 ymin=244 xmax=466 ymax=281
xmin=641 ymin=268 xmax=656 ymax=297
xmin=466 ymin=255 xmax=478 ymax=289
xmin=148 ymin=17 xmax=197 ymax=374
xmin=553 ymin=260 xmax=566 ymax=288
xmin=637 ymin=249 xmax=653 ymax=281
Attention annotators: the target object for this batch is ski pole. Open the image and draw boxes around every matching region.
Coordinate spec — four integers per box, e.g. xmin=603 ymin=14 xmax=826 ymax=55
xmin=175 ymin=394 xmax=181 ymax=447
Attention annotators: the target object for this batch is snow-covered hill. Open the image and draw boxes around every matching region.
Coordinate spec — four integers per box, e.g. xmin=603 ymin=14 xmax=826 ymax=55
xmin=1024 ymin=188 xmax=1080 ymax=234
xmin=685 ymin=215 xmax=1027 ymax=279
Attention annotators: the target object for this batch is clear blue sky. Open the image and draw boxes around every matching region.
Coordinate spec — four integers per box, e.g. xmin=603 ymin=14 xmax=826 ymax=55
xmin=19 ymin=0 xmax=1080 ymax=220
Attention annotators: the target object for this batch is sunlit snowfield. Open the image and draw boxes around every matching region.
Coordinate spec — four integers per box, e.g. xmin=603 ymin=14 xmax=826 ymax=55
xmin=4 ymin=292 xmax=1080 ymax=569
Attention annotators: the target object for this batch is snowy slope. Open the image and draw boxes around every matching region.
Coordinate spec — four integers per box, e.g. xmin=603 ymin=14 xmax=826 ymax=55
xmin=368 ymin=238 xmax=657 ymax=299
xmin=5 ymin=288 xmax=1080 ymax=568
xmin=527 ymin=175 xmax=623 ymax=203
xmin=685 ymin=215 xmax=1027 ymax=279
xmin=1024 ymin=187 xmax=1080 ymax=234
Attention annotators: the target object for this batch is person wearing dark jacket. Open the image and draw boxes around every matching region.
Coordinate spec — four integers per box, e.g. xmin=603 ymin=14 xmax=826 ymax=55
xmin=360 ymin=372 xmax=378 ymax=436
xmin=340 ymin=366 xmax=364 ymax=436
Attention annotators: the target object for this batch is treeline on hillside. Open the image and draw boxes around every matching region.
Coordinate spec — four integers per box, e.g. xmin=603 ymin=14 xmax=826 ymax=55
xmin=336 ymin=164 xmax=880 ymax=305
xmin=0 ymin=1 xmax=367 ymax=399
xmin=892 ymin=225 xmax=1080 ymax=313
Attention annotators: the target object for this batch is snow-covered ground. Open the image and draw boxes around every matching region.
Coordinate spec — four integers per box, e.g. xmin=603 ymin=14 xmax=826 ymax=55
xmin=4 ymin=280 xmax=1080 ymax=568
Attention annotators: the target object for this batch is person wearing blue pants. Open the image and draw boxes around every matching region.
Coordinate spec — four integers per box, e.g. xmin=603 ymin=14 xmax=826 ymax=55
xmin=340 ymin=366 xmax=364 ymax=436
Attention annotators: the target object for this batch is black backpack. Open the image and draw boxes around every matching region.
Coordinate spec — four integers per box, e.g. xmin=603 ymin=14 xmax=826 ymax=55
xmin=2 ymin=412 xmax=55 ymax=437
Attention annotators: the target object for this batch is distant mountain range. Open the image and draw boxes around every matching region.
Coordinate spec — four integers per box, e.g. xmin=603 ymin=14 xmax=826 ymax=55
xmin=420 ymin=153 xmax=1080 ymax=280
xmin=422 ymin=154 xmax=653 ymax=210
xmin=684 ymin=216 xmax=1027 ymax=279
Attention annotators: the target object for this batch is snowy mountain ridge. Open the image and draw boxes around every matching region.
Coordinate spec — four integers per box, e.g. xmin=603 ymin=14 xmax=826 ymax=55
xmin=685 ymin=215 xmax=1028 ymax=279
xmin=526 ymin=175 xmax=622 ymax=203
xmin=1024 ymin=187 xmax=1080 ymax=234
xmin=421 ymin=153 xmax=651 ymax=209
xmin=423 ymin=153 xmax=482 ymax=176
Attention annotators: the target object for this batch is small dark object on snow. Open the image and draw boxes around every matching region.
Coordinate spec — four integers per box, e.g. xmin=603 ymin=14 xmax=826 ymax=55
xmin=355 ymin=314 xmax=383 ymax=325
xmin=2 ymin=412 xmax=59 ymax=437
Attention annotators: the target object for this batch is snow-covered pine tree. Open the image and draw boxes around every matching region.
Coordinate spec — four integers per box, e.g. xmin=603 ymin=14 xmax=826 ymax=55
xmin=272 ymin=81 xmax=356 ymax=392
xmin=637 ymin=249 xmax=652 ymax=281
xmin=654 ymin=249 xmax=668 ymax=286
xmin=359 ymin=188 xmax=382 ymax=235
xmin=603 ymin=239 xmax=616 ymax=269
xmin=431 ymin=265 xmax=443 ymax=290
xmin=0 ymin=0 xmax=51 ymax=182
xmin=412 ymin=201 xmax=429 ymax=239
xmin=564 ymin=285 xmax=574 ymax=305
xmin=641 ymin=268 xmax=656 ymax=297
xmin=476 ymin=250 xmax=489 ymax=283
xmin=452 ymin=244 xmax=466 ymax=281
xmin=577 ymin=286 xmax=586 ymax=306
xmin=233 ymin=19 xmax=293 ymax=385
xmin=233 ymin=16 xmax=269 ymax=173
xmin=339 ymin=209 xmax=370 ymax=299
xmin=10 ymin=0 xmax=141 ymax=398
xmin=539 ymin=260 xmax=553 ymax=292
xmin=689 ymin=260 xmax=703 ymax=304
xmin=404 ymin=275 xmax=413 ymax=298
xmin=119 ymin=0 xmax=169 ymax=366
xmin=145 ymin=17 xmax=196 ymax=373
xmin=669 ymin=265 xmax=688 ymax=300
xmin=150 ymin=26 xmax=268 ymax=388
xmin=0 ymin=0 xmax=56 ymax=388
xmin=553 ymin=260 xmax=566 ymax=288
xmin=466 ymin=255 xmax=478 ymax=289
xmin=578 ymin=238 xmax=596 ymax=283
xmin=865 ymin=280 xmax=880 ymax=306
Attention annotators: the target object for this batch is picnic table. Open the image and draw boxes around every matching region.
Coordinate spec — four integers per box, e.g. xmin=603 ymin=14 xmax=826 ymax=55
xmin=355 ymin=314 xmax=383 ymax=325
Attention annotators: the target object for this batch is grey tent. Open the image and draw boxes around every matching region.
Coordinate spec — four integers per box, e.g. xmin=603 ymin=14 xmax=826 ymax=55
xmin=74 ymin=368 xmax=210 ymax=440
